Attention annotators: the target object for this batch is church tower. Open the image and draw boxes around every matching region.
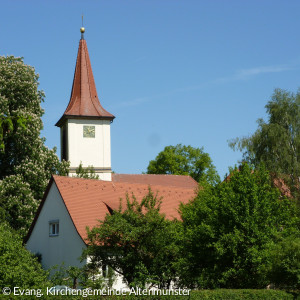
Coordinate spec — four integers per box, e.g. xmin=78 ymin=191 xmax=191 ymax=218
xmin=56 ymin=27 xmax=115 ymax=180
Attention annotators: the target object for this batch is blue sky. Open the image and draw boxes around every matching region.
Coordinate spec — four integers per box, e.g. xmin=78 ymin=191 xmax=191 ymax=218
xmin=2 ymin=0 xmax=300 ymax=179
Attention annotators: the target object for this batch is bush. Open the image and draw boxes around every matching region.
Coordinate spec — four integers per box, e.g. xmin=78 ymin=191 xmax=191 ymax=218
xmin=267 ymin=236 xmax=300 ymax=290
xmin=3 ymin=289 xmax=296 ymax=300
xmin=0 ymin=223 xmax=49 ymax=289
xmin=190 ymin=289 xmax=294 ymax=299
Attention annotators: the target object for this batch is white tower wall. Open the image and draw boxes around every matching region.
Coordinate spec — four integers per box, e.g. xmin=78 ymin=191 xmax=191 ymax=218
xmin=62 ymin=119 xmax=112 ymax=181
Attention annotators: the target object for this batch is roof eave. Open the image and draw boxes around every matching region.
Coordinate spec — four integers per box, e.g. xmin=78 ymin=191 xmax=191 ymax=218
xmin=55 ymin=114 xmax=115 ymax=127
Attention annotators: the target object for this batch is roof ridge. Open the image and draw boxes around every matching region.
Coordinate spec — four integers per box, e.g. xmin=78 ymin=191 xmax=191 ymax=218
xmin=114 ymin=173 xmax=193 ymax=177
xmin=53 ymin=175 xmax=199 ymax=191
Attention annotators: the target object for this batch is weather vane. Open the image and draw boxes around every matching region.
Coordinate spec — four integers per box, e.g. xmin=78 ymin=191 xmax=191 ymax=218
xmin=80 ymin=14 xmax=85 ymax=39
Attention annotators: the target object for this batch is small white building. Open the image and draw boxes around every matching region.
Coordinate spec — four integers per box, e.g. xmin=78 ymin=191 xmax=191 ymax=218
xmin=25 ymin=27 xmax=198 ymax=289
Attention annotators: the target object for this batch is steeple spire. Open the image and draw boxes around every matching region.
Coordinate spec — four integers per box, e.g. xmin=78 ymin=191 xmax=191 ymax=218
xmin=80 ymin=27 xmax=85 ymax=40
xmin=56 ymin=27 xmax=115 ymax=127
xmin=80 ymin=15 xmax=85 ymax=40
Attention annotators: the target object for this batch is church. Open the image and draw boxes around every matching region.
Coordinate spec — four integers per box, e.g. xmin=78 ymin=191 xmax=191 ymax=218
xmin=25 ymin=27 xmax=198 ymax=288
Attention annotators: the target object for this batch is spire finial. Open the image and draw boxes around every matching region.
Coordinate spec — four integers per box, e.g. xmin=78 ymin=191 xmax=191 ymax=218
xmin=80 ymin=15 xmax=85 ymax=39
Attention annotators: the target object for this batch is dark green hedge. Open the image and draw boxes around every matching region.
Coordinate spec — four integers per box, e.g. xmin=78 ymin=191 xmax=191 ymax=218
xmin=190 ymin=289 xmax=294 ymax=299
xmin=1 ymin=289 xmax=296 ymax=299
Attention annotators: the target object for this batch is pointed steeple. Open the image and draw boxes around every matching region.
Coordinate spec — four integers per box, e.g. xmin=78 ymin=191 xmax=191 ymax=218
xmin=56 ymin=28 xmax=114 ymax=127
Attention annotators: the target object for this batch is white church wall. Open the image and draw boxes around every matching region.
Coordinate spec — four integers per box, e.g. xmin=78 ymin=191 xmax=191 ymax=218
xmin=67 ymin=119 xmax=112 ymax=180
xmin=97 ymin=172 xmax=112 ymax=181
xmin=26 ymin=183 xmax=87 ymax=271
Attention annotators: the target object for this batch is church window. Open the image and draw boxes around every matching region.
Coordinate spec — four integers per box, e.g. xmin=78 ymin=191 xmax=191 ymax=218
xmin=49 ymin=220 xmax=59 ymax=236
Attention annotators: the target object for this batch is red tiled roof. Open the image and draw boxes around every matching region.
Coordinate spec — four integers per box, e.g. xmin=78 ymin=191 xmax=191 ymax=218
xmin=273 ymin=177 xmax=293 ymax=198
xmin=25 ymin=175 xmax=197 ymax=244
xmin=56 ymin=37 xmax=114 ymax=127
xmin=112 ymin=174 xmax=198 ymax=189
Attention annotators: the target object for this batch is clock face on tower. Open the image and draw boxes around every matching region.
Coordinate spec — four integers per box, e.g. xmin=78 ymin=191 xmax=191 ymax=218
xmin=83 ymin=125 xmax=95 ymax=138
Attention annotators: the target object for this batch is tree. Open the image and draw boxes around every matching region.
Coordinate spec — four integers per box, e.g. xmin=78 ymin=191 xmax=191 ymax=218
xmin=0 ymin=114 xmax=27 ymax=152
xmin=267 ymin=235 xmax=300 ymax=290
xmin=147 ymin=144 xmax=219 ymax=185
xmin=229 ymin=88 xmax=300 ymax=201
xmin=0 ymin=175 xmax=36 ymax=237
xmin=0 ymin=56 xmax=44 ymax=177
xmin=75 ymin=162 xmax=99 ymax=179
xmin=0 ymin=56 xmax=69 ymax=235
xmin=0 ymin=223 xmax=49 ymax=289
xmin=179 ymin=164 xmax=298 ymax=289
xmin=84 ymin=189 xmax=181 ymax=288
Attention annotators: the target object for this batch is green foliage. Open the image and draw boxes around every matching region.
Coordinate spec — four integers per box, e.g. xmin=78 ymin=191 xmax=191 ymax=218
xmin=0 ymin=115 xmax=28 ymax=152
xmin=49 ymin=262 xmax=114 ymax=290
xmin=147 ymin=144 xmax=219 ymax=185
xmin=4 ymin=293 xmax=189 ymax=300
xmin=80 ymin=263 xmax=112 ymax=289
xmin=0 ymin=175 xmax=37 ymax=236
xmin=1 ymin=289 xmax=297 ymax=300
xmin=67 ymin=266 xmax=82 ymax=289
xmin=188 ymin=289 xmax=295 ymax=300
xmin=0 ymin=223 xmax=49 ymax=289
xmin=75 ymin=162 xmax=99 ymax=179
xmin=0 ymin=55 xmax=44 ymax=175
xmin=0 ymin=56 xmax=69 ymax=236
xmin=49 ymin=263 xmax=73 ymax=287
xmin=229 ymin=88 xmax=300 ymax=201
xmin=267 ymin=235 xmax=300 ymax=290
xmin=50 ymin=264 xmax=85 ymax=289
xmin=84 ymin=189 xmax=181 ymax=289
xmin=179 ymin=163 xmax=299 ymax=289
